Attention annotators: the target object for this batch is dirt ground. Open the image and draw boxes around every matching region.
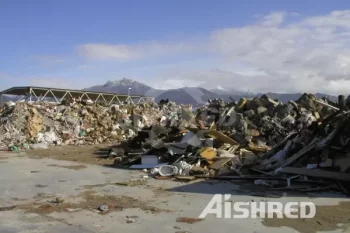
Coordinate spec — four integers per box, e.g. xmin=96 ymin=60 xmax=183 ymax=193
xmin=15 ymin=190 xmax=169 ymax=215
xmin=4 ymin=146 xmax=350 ymax=233
xmin=27 ymin=144 xmax=115 ymax=166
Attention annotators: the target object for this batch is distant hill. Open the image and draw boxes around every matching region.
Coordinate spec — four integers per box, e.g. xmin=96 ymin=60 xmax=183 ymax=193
xmin=85 ymin=79 xmax=224 ymax=104
xmin=84 ymin=78 xmax=338 ymax=104
xmin=85 ymin=78 xmax=153 ymax=96
xmin=153 ymin=87 xmax=222 ymax=105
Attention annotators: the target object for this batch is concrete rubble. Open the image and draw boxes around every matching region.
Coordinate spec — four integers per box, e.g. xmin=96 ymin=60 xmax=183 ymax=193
xmin=2 ymin=93 xmax=350 ymax=195
xmin=0 ymin=100 xmax=180 ymax=150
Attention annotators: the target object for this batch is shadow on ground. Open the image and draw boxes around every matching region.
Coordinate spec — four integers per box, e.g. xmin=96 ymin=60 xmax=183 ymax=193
xmin=166 ymin=179 xmax=349 ymax=199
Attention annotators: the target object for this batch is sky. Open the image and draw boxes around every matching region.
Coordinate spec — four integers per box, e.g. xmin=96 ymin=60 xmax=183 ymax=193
xmin=2 ymin=0 xmax=350 ymax=94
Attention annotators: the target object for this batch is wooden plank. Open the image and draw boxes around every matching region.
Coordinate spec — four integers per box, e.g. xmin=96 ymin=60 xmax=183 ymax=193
xmin=208 ymin=158 xmax=232 ymax=170
xmin=248 ymin=143 xmax=270 ymax=152
xmin=207 ymin=130 xmax=238 ymax=145
xmin=261 ymin=132 xmax=298 ymax=160
xmin=175 ymin=176 xmax=196 ymax=181
xmin=279 ymin=167 xmax=350 ymax=181
xmin=278 ymin=138 xmax=319 ymax=169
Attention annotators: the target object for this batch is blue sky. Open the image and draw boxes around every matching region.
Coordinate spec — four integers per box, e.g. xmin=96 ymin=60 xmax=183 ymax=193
xmin=2 ymin=0 xmax=350 ymax=94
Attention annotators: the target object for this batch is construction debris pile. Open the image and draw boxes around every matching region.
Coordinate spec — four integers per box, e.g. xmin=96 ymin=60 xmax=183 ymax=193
xmin=1 ymin=93 xmax=350 ymax=195
xmin=111 ymin=94 xmax=350 ymax=195
xmin=0 ymin=100 xmax=184 ymax=150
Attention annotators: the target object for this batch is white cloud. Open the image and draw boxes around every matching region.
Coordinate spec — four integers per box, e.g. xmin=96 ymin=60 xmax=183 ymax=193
xmin=260 ymin=12 xmax=287 ymax=27
xmin=77 ymin=10 xmax=350 ymax=94
xmin=207 ymin=10 xmax=350 ymax=94
xmin=302 ymin=10 xmax=350 ymax=29
xmin=78 ymin=44 xmax=135 ymax=61
xmin=151 ymin=78 xmax=203 ymax=90
xmin=78 ymin=41 xmax=199 ymax=61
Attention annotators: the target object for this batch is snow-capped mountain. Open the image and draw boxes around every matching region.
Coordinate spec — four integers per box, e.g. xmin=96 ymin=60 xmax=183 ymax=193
xmin=85 ymin=78 xmax=153 ymax=95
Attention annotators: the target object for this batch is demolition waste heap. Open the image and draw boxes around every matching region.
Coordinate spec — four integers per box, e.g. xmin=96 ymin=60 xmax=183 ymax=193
xmin=1 ymin=92 xmax=350 ymax=196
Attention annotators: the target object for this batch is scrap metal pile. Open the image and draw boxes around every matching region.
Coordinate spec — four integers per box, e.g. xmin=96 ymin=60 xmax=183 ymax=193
xmin=112 ymin=94 xmax=350 ymax=196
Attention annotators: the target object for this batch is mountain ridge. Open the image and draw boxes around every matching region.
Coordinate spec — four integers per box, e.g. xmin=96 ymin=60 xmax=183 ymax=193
xmin=84 ymin=78 xmax=338 ymax=104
